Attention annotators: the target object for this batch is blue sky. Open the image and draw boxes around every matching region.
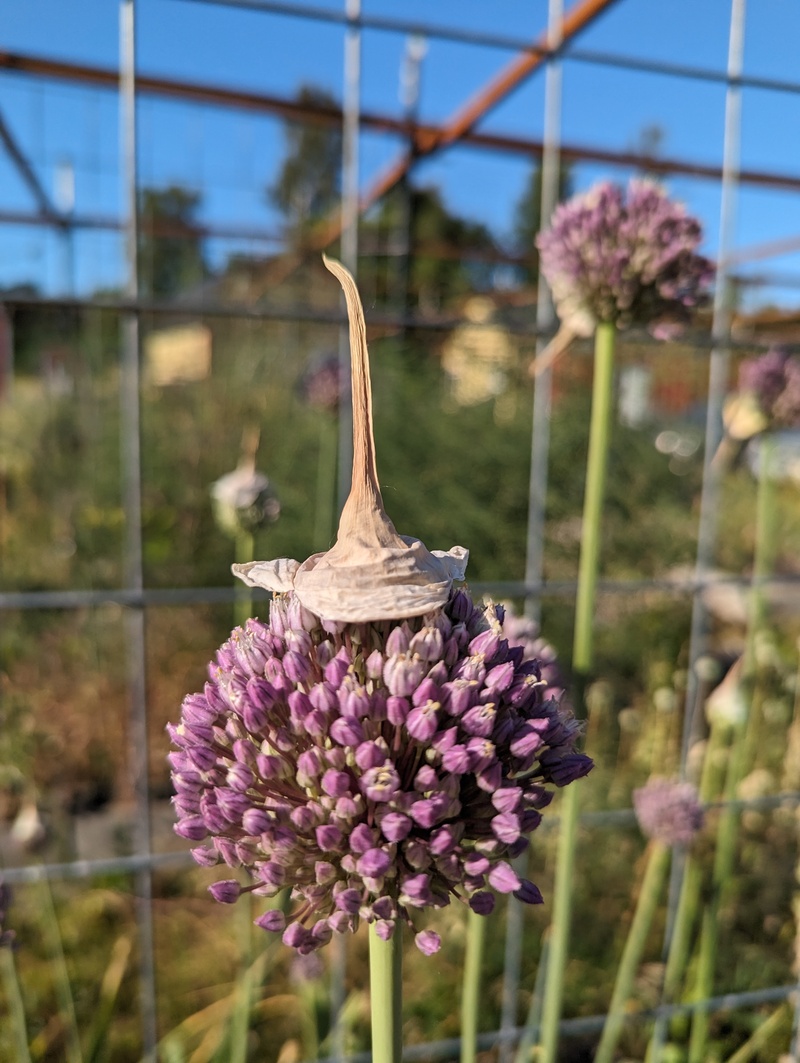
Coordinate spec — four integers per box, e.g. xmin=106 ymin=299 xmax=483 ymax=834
xmin=1 ymin=0 xmax=799 ymax=306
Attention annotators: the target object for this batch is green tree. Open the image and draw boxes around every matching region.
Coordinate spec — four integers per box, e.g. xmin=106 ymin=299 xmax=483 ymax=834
xmin=268 ymin=85 xmax=342 ymax=242
xmin=363 ymin=184 xmax=496 ymax=312
xmin=139 ymin=185 xmax=207 ymax=299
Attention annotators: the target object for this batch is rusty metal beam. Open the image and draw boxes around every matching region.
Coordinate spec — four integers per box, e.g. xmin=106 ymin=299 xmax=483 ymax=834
xmin=3 ymin=46 xmax=800 ymax=196
xmin=0 ymin=108 xmax=64 ymax=224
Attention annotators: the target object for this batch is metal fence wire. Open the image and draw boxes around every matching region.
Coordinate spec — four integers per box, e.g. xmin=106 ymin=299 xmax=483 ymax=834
xmin=1 ymin=0 xmax=800 ymax=1060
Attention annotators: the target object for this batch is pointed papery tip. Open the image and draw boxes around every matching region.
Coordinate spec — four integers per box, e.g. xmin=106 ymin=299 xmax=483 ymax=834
xmin=232 ymin=257 xmax=469 ymax=622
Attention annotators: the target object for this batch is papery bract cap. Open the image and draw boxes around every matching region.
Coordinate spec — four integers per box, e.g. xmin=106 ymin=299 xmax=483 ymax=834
xmin=234 ymin=256 xmax=467 ymax=622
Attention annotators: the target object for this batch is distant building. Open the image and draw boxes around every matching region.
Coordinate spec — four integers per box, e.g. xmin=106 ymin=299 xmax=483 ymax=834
xmin=145 ymin=323 xmax=212 ymax=385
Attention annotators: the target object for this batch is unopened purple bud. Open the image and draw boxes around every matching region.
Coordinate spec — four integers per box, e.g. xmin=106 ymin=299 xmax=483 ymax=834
xmin=315 ymin=824 xmax=344 ymax=851
xmin=408 ymin=798 xmax=440 ymax=829
xmin=430 ymin=824 xmax=462 ymax=855
xmin=540 ymin=751 xmax=593 ymax=786
xmin=190 ymin=846 xmax=219 ymax=867
xmin=379 ymin=812 xmax=412 ymax=842
xmin=468 ymin=629 xmax=502 ymax=662
xmin=372 ymin=896 xmax=396 ymax=921
xmin=488 ymin=861 xmax=521 ymax=893
xmin=330 ymin=716 xmax=365 ymax=746
xmin=350 ymin=823 xmax=377 ymax=853
xmin=477 ymin=762 xmax=502 ymax=793
xmin=357 ymin=847 xmax=392 ymax=878
xmin=492 ymin=787 xmax=521 ymax=814
xmin=375 ymin=919 xmax=395 ymax=940
xmin=303 ymin=709 xmax=329 ymax=737
xmin=315 ymin=860 xmax=337 ymax=884
xmin=405 ymin=839 xmax=431 ymax=869
xmin=209 ymin=879 xmax=241 ymax=904
xmin=283 ymin=650 xmax=312 ymax=685
xmin=256 ymin=754 xmax=286 ymax=780
xmin=328 ymin=910 xmax=355 ymax=934
xmin=468 ymin=891 xmax=495 ymax=915
xmin=386 ymin=625 xmax=411 ymax=656
xmin=492 ymin=812 xmax=521 ymax=844
xmin=255 ymin=909 xmax=286 ymax=932
xmin=409 ymin=626 xmax=444 ymax=662
xmin=386 ymin=696 xmax=410 ymax=725
xmin=462 ymin=703 xmax=497 ymax=738
xmin=336 ymin=795 xmax=362 ymax=819
xmin=442 ymin=680 xmax=477 ymax=717
xmin=442 ymin=744 xmax=472 ymax=774
xmin=514 ymin=879 xmax=544 ymax=904
xmin=324 ymin=649 xmax=351 ymax=686
xmin=227 ymin=762 xmax=255 ymax=792
xmin=384 ymin=655 xmax=425 ymax=697
xmin=365 ymin=649 xmax=384 ymax=679
xmin=412 ymin=677 xmax=440 ymax=707
xmin=414 ymin=765 xmax=438 ymax=792
xmin=291 ymin=805 xmax=319 ymax=831
xmin=407 ymin=702 xmax=440 ymax=742
xmin=485 ymin=661 xmax=515 ymax=693
xmin=297 ymin=748 xmax=324 ymax=781
xmin=187 ymin=744 xmax=218 ymax=772
xmin=414 ymin=930 xmax=441 ymax=955
xmin=449 ymin=590 xmax=472 ymax=622
xmin=355 ymin=741 xmax=388 ymax=771
xmin=321 ymin=770 xmax=351 ymax=798
xmin=310 ymin=682 xmax=338 ymax=714
xmin=283 ymin=922 xmax=311 ymax=950
xmin=335 ymin=888 xmax=362 ymax=913
xmin=242 ymin=808 xmax=272 ymax=835
xmin=216 ymin=789 xmax=251 ymax=822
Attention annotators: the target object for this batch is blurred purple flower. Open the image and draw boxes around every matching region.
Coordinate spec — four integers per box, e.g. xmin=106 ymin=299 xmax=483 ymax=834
xmin=633 ymin=778 xmax=704 ymax=846
xmin=536 ymin=179 xmax=713 ymax=337
xmin=298 ymin=353 xmax=347 ymax=413
xmin=169 ymin=590 xmax=592 ymax=955
xmin=737 ymin=347 xmax=800 ymax=430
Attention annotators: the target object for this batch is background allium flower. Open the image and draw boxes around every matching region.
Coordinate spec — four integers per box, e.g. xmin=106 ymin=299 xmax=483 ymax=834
xmin=737 ymin=347 xmax=800 ymax=430
xmin=298 ymin=352 xmax=346 ymax=413
xmin=169 ymin=590 xmax=592 ymax=955
xmin=536 ymin=179 xmax=713 ymax=337
xmin=210 ymin=465 xmax=281 ymax=538
xmin=633 ymin=779 xmax=703 ymax=846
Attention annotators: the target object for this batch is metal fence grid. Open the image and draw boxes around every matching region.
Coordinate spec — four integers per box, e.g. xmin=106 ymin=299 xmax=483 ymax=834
xmin=2 ymin=0 xmax=800 ymax=1059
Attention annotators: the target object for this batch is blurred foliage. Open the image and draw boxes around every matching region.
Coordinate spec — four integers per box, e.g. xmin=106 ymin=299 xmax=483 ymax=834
xmin=140 ymin=186 xmax=208 ymax=300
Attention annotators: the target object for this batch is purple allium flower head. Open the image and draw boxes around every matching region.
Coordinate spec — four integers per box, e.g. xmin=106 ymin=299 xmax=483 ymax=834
xmin=537 ymin=179 xmax=713 ymax=338
xmin=633 ymin=778 xmax=704 ymax=846
xmin=736 ymin=347 xmax=800 ymax=430
xmin=169 ymin=589 xmax=592 ymax=955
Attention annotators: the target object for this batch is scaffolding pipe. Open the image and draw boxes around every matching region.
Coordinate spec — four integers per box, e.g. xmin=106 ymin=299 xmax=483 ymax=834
xmin=500 ymin=2 xmax=565 ymax=1059
xmin=119 ymin=2 xmax=158 ymax=1058
xmin=652 ymin=2 xmax=748 ymax=1059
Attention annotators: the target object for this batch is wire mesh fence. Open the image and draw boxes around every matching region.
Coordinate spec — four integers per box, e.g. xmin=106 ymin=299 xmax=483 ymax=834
xmin=1 ymin=0 xmax=800 ymax=1060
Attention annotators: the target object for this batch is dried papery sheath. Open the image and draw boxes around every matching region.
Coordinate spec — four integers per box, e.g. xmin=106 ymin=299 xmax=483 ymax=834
xmin=234 ymin=256 xmax=467 ymax=623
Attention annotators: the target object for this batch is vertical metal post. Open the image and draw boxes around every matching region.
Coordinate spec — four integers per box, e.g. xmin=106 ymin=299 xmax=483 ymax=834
xmin=396 ymin=35 xmax=426 ymax=321
xmin=500 ymin=6 xmax=564 ymax=1063
xmin=523 ymin=0 xmax=564 ymax=627
xmin=651 ymin=2 xmax=746 ymax=1058
xmin=331 ymin=10 xmax=361 ymax=1058
xmin=120 ymin=2 xmax=158 ymax=1058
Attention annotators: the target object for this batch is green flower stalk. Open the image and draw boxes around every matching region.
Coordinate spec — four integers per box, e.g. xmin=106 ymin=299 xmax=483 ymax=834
xmin=595 ymin=780 xmax=703 ymax=1063
xmin=535 ymin=179 xmax=712 ymax=1062
xmin=539 ymin=319 xmax=615 ymax=1063
xmin=461 ymin=907 xmax=487 ymax=1063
